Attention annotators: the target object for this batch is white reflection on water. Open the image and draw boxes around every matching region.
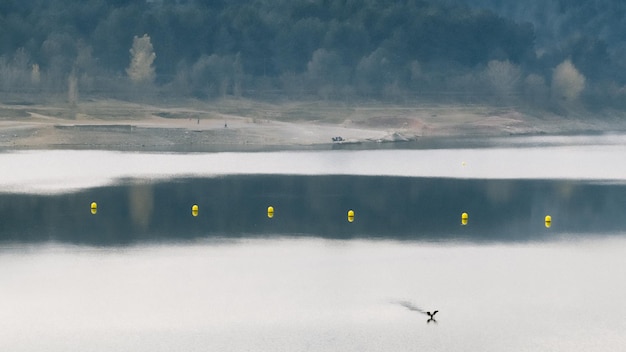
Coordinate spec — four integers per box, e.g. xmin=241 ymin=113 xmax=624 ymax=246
xmin=3 ymin=138 xmax=626 ymax=193
xmin=1 ymin=237 xmax=625 ymax=351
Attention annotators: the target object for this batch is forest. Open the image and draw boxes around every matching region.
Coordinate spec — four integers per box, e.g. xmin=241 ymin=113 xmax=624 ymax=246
xmin=1 ymin=0 xmax=625 ymax=111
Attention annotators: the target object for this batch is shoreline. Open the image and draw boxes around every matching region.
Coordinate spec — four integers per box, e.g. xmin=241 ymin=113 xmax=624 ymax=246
xmin=1 ymin=98 xmax=623 ymax=152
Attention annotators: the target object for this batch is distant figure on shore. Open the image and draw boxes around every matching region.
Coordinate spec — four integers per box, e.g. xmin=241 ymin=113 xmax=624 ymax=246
xmin=225 ymin=121 xmax=228 ymax=128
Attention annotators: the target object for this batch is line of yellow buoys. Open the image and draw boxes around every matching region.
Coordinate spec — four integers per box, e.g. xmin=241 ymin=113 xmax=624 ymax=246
xmin=89 ymin=202 xmax=553 ymax=228
xmin=86 ymin=159 xmax=560 ymax=229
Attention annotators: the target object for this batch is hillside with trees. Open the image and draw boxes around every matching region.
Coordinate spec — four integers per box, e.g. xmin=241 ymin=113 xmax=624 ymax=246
xmin=1 ymin=0 xmax=625 ymax=114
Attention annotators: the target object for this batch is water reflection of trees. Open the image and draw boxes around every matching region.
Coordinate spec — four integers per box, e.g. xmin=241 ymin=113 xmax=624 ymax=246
xmin=1 ymin=176 xmax=625 ymax=245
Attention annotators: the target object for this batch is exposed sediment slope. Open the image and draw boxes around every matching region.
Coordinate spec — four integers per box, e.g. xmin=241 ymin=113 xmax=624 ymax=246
xmin=0 ymin=98 xmax=621 ymax=151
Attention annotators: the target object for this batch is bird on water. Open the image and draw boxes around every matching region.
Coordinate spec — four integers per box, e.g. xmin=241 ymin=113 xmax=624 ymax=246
xmin=426 ymin=310 xmax=438 ymax=323
xmin=396 ymin=301 xmax=439 ymax=323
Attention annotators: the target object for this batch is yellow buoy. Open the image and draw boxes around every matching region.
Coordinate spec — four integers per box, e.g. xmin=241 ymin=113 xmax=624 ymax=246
xmin=267 ymin=206 xmax=274 ymax=218
xmin=461 ymin=212 xmax=468 ymax=225
xmin=90 ymin=202 xmax=97 ymax=215
xmin=191 ymin=204 xmax=199 ymax=217
xmin=545 ymin=215 xmax=552 ymax=228
xmin=347 ymin=209 xmax=355 ymax=223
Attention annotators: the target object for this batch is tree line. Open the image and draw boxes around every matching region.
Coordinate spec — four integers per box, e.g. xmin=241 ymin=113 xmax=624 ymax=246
xmin=0 ymin=0 xmax=624 ymax=110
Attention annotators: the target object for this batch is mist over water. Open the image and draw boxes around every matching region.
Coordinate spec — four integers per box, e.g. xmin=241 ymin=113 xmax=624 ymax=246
xmin=1 ymin=137 xmax=626 ymax=351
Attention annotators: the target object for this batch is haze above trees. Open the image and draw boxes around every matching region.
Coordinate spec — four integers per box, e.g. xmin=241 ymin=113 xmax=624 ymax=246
xmin=1 ymin=0 xmax=625 ymax=112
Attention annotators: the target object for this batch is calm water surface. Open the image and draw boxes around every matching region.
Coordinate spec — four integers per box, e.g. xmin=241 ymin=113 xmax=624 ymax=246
xmin=1 ymin=135 xmax=625 ymax=351
xmin=1 ymin=238 xmax=625 ymax=352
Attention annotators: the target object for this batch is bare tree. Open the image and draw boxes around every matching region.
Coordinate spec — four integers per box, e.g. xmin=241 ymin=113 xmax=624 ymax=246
xmin=306 ymin=49 xmax=348 ymax=99
xmin=485 ymin=60 xmax=522 ymax=100
xmin=68 ymin=70 xmax=78 ymax=106
xmin=127 ymin=34 xmax=156 ymax=84
xmin=0 ymin=48 xmax=32 ymax=92
xmin=551 ymin=59 xmax=585 ymax=102
xmin=190 ymin=54 xmax=233 ymax=97
xmin=31 ymin=64 xmax=40 ymax=86
xmin=233 ymin=53 xmax=243 ymax=98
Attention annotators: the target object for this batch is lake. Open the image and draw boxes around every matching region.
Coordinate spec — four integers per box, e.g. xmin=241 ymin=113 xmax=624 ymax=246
xmin=1 ymin=134 xmax=625 ymax=351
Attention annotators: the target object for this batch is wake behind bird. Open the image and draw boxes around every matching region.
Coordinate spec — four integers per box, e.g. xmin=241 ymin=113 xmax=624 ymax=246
xmin=395 ymin=300 xmax=426 ymax=314
xmin=394 ymin=300 xmax=439 ymax=323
